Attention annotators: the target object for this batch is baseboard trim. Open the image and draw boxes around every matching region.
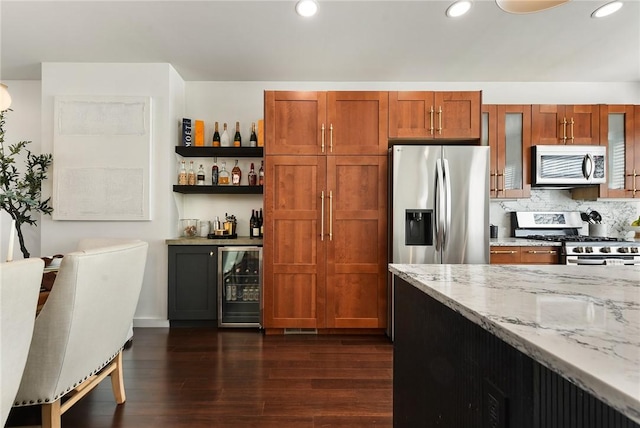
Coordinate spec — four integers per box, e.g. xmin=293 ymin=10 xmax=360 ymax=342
xmin=133 ymin=318 xmax=170 ymax=328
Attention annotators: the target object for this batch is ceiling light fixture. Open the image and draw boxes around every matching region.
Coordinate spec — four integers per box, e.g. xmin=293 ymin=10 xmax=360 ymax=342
xmin=295 ymin=0 xmax=319 ymax=17
xmin=495 ymin=0 xmax=570 ymax=14
xmin=446 ymin=0 xmax=473 ymax=17
xmin=0 ymin=84 xmax=12 ymax=112
xmin=591 ymin=1 xmax=623 ymax=18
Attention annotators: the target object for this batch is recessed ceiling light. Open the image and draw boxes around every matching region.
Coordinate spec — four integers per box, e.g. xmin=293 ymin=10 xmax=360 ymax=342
xmin=296 ymin=0 xmax=319 ymax=17
xmin=446 ymin=0 xmax=473 ymax=18
xmin=591 ymin=1 xmax=623 ymax=18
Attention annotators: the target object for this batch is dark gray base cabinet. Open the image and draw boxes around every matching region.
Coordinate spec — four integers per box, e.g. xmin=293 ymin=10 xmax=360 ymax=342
xmin=168 ymin=245 xmax=217 ymax=321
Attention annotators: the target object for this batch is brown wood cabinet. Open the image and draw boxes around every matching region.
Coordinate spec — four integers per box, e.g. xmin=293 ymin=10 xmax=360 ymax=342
xmin=490 ymin=246 xmax=559 ymax=264
xmin=532 ymin=104 xmax=599 ymax=145
xmin=265 ymin=91 xmax=388 ymax=156
xmin=572 ymin=105 xmax=639 ymax=200
xmin=263 ymin=91 xmax=388 ymax=331
xmin=482 ymin=105 xmax=531 ymax=198
xmin=389 ymin=91 xmax=481 ymax=140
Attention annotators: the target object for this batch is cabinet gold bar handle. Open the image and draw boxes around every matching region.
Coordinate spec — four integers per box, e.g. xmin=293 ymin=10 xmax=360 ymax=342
xmin=330 ymin=123 xmax=333 ymax=153
xmin=626 ymin=169 xmax=638 ymax=196
xmin=490 ymin=171 xmax=497 ymax=194
xmin=562 ymin=117 xmax=567 ymax=144
xmin=321 ymin=124 xmax=325 ymax=153
xmin=429 ymin=106 xmax=435 ymax=135
xmin=320 ymin=191 xmax=325 ymax=241
xmin=527 ymin=250 xmax=557 ymax=254
xmin=500 ymin=169 xmax=506 ymax=193
xmin=329 ymin=191 xmax=333 ymax=241
xmin=569 ymin=117 xmax=574 ymax=143
xmin=490 ymin=250 xmax=518 ymax=254
xmin=437 ymin=106 xmax=443 ymax=135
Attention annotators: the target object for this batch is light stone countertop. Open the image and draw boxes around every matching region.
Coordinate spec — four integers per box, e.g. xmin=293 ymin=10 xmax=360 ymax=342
xmin=389 ymin=263 xmax=640 ymax=424
xmin=490 ymin=237 xmax=562 ymax=247
xmin=166 ymin=237 xmax=262 ymax=246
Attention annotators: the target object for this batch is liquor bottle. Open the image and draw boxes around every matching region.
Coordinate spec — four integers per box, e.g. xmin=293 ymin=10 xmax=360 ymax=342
xmin=221 ymin=123 xmax=230 ymax=147
xmin=211 ymin=158 xmax=219 ymax=185
xmin=218 ymin=161 xmax=230 ymax=185
xmin=250 ymin=209 xmax=257 ymax=238
xmin=252 ymin=210 xmax=260 ymax=238
xmin=258 ymin=160 xmax=264 ymax=186
xmin=178 ymin=160 xmax=187 ymax=185
xmin=212 ymin=122 xmax=221 ymax=147
xmin=250 ymin=122 xmax=257 ymax=147
xmin=233 ymin=121 xmax=242 ymax=147
xmin=187 ymin=160 xmax=196 ymax=185
xmin=259 ymin=208 xmax=264 ymax=238
xmin=196 ymin=164 xmax=206 ymax=185
xmin=231 ymin=160 xmax=242 ymax=186
xmin=248 ymin=162 xmax=257 ymax=186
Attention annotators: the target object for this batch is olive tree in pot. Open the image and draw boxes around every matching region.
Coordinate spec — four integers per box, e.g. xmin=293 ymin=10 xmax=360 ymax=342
xmin=0 ymin=109 xmax=53 ymax=259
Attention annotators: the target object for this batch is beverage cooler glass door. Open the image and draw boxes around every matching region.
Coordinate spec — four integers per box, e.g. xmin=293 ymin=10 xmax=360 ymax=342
xmin=218 ymin=246 xmax=263 ymax=327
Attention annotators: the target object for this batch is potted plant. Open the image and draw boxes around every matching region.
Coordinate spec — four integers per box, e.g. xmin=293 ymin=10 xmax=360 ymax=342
xmin=0 ymin=109 xmax=53 ymax=259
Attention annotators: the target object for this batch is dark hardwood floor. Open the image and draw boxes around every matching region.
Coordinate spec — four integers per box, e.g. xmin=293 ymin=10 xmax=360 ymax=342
xmin=7 ymin=328 xmax=393 ymax=428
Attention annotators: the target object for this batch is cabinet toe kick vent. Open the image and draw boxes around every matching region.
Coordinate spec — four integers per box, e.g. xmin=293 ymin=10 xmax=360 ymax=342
xmin=284 ymin=328 xmax=318 ymax=335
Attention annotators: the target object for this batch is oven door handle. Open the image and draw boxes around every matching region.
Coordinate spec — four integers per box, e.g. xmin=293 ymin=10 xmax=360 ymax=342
xmin=566 ymin=258 xmax=640 ymax=266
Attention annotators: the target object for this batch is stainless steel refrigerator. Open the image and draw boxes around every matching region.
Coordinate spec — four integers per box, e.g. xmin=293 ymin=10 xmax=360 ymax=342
xmin=388 ymin=144 xmax=490 ymax=338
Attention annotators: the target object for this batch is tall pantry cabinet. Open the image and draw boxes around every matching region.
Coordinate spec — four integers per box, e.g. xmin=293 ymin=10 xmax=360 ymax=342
xmin=263 ymin=91 xmax=388 ymax=331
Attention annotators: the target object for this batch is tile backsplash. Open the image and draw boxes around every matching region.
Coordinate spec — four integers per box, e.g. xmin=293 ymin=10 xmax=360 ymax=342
xmin=490 ymin=189 xmax=640 ymax=238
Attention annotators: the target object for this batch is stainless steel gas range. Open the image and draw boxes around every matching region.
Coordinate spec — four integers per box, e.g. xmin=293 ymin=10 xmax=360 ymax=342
xmin=511 ymin=211 xmax=640 ymax=266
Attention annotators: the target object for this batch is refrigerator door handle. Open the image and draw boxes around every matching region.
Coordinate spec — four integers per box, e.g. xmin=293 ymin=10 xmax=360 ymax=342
xmin=442 ymin=158 xmax=452 ymax=251
xmin=435 ymin=159 xmax=445 ymax=251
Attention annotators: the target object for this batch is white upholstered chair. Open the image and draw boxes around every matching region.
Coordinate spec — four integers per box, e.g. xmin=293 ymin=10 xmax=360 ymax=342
xmin=12 ymin=240 xmax=148 ymax=428
xmin=0 ymin=258 xmax=44 ymax=427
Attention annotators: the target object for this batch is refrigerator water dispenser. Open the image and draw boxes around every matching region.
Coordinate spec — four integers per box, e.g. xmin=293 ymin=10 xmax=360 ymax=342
xmin=405 ymin=209 xmax=433 ymax=246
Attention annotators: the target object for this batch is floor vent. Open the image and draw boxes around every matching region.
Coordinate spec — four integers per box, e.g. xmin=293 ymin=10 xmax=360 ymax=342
xmin=284 ymin=328 xmax=318 ymax=335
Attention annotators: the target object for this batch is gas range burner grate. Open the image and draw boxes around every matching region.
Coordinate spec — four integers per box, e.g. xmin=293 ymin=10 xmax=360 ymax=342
xmin=526 ymin=235 xmax=624 ymax=243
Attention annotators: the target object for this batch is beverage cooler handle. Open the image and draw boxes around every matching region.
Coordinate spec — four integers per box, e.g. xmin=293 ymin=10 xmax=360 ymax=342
xmin=443 ymin=159 xmax=452 ymax=251
xmin=582 ymin=154 xmax=594 ymax=180
xmin=435 ymin=159 xmax=444 ymax=251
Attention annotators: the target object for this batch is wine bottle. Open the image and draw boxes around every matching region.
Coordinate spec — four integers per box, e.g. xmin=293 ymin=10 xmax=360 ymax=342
xmin=233 ymin=121 xmax=242 ymax=147
xmin=250 ymin=122 xmax=257 ymax=147
xmin=258 ymin=160 xmax=264 ymax=186
xmin=211 ymin=157 xmax=219 ymax=185
xmin=250 ymin=209 xmax=257 ymax=238
xmin=259 ymin=209 xmax=264 ymax=238
xmin=231 ymin=160 xmax=242 ymax=186
xmin=196 ymin=164 xmax=205 ymax=185
xmin=218 ymin=161 xmax=230 ymax=185
xmin=212 ymin=122 xmax=220 ymax=147
xmin=187 ymin=160 xmax=196 ymax=185
xmin=178 ymin=160 xmax=187 ymax=185
xmin=221 ymin=123 xmax=230 ymax=147
xmin=248 ymin=162 xmax=257 ymax=186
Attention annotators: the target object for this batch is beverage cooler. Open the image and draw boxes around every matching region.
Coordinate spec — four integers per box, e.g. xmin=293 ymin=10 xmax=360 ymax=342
xmin=218 ymin=246 xmax=262 ymax=327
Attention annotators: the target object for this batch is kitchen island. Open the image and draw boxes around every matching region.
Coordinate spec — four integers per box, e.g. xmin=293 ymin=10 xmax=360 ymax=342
xmin=390 ymin=263 xmax=640 ymax=427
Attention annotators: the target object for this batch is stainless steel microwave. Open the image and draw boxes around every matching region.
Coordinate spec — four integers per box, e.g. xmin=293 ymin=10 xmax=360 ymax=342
xmin=531 ymin=145 xmax=606 ymax=187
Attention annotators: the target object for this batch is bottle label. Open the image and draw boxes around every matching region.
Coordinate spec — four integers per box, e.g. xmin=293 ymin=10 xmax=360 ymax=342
xmin=253 ymin=227 xmax=260 ymax=236
xmin=178 ymin=172 xmax=187 ymax=185
xmin=212 ymin=169 xmax=219 ymax=185
xmin=232 ymin=174 xmax=241 ymax=185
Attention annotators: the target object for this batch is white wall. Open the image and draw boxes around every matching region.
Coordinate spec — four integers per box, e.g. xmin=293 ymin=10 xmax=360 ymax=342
xmin=39 ymin=63 xmax=185 ymax=327
xmin=1 ymin=74 xmax=638 ymax=325
xmin=0 ymin=81 xmax=42 ymax=261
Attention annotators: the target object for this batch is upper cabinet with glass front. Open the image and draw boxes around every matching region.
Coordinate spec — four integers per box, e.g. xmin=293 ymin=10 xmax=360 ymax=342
xmin=482 ymin=105 xmax=531 ymax=198
xmin=571 ymin=105 xmax=638 ymax=200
